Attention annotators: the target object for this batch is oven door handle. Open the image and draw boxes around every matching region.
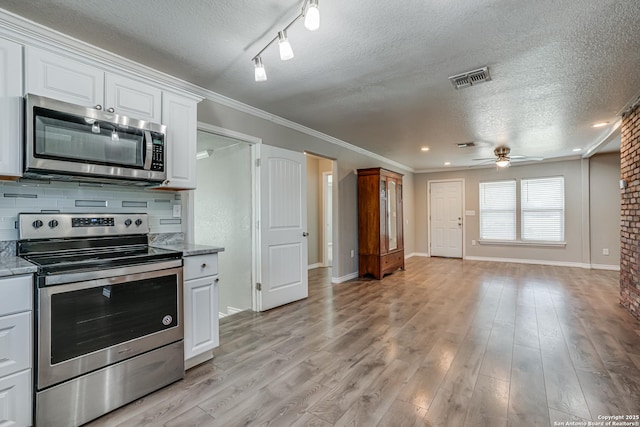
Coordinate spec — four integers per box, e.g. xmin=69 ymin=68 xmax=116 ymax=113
xmin=43 ymin=259 xmax=183 ymax=286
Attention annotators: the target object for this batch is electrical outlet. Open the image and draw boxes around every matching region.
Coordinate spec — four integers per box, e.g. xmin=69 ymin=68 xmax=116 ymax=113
xmin=172 ymin=204 xmax=181 ymax=218
xmin=350 ymin=249 xmax=355 ymax=258
xmin=471 ymin=240 xmax=476 ymax=246
xmin=603 ymin=248 xmax=609 ymax=256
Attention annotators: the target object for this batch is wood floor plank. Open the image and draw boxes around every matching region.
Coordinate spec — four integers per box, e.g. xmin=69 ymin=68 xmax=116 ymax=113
xmin=479 ymin=321 xmax=514 ymax=382
xmin=462 ymin=375 xmax=509 ymax=427
xmin=334 ymin=359 xmax=414 ymax=426
xmin=377 ymin=400 xmax=429 ymax=427
xmin=82 ymin=259 xmax=640 ymax=427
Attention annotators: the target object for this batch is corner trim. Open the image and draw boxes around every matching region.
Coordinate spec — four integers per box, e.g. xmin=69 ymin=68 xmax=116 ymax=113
xmin=308 ymin=263 xmax=323 ymax=270
xmin=332 ymin=272 xmax=358 ymax=284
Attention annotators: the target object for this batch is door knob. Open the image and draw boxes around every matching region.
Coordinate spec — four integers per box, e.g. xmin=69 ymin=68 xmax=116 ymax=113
xmin=107 ymin=107 xmax=115 ymax=113
xmin=303 ymin=232 xmax=309 ymax=237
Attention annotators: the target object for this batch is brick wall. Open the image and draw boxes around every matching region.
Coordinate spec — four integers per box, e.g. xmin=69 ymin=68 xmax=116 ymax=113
xmin=620 ymin=103 xmax=640 ymax=320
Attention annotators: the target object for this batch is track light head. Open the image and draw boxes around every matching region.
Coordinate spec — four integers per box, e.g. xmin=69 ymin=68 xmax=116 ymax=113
xmin=304 ymin=0 xmax=320 ymax=31
xmin=253 ymin=57 xmax=267 ymax=82
xmin=278 ymin=31 xmax=294 ymax=61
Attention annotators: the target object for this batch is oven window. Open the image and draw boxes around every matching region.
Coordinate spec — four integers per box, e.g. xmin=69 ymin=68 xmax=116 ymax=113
xmin=50 ymin=274 xmax=178 ymax=364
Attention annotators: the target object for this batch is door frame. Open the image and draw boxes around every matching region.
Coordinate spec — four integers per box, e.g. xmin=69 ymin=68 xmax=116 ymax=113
xmin=427 ymin=178 xmax=466 ymax=259
xmin=185 ymin=122 xmax=262 ymax=312
xmin=321 ymin=170 xmax=333 ymax=267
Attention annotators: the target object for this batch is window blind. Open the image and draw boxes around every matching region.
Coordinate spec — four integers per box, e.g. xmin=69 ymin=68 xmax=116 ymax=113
xmin=521 ymin=177 xmax=564 ymax=241
xmin=479 ymin=180 xmax=516 ymax=240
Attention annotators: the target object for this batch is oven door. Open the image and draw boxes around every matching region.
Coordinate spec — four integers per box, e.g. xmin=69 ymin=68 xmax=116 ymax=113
xmin=37 ymin=265 xmax=183 ymax=390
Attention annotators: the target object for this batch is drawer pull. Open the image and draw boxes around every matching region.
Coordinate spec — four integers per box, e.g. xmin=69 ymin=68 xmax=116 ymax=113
xmin=215 ymin=278 xmax=220 ymax=283
xmin=201 ymin=263 xmax=207 ymax=269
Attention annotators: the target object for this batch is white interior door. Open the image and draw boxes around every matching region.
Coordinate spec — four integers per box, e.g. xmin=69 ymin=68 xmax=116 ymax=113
xmin=259 ymin=145 xmax=308 ymax=311
xmin=430 ymin=181 xmax=463 ymax=258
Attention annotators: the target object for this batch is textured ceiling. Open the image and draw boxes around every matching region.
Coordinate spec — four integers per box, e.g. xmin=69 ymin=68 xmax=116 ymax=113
xmin=1 ymin=0 xmax=637 ymax=170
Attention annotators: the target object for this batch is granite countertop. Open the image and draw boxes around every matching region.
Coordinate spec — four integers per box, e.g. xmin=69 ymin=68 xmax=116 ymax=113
xmin=0 ymin=257 xmax=37 ymax=278
xmin=151 ymin=243 xmax=225 ymax=257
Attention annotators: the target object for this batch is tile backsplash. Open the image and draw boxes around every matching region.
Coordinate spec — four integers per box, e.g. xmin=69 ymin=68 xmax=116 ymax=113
xmin=0 ymin=179 xmax=183 ymax=243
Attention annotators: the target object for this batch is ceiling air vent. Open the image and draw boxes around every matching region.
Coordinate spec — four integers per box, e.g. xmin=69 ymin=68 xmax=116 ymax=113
xmin=457 ymin=142 xmax=476 ymax=148
xmin=449 ymin=67 xmax=491 ymax=89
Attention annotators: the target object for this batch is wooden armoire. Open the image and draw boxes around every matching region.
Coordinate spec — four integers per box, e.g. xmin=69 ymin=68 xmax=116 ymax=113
xmin=357 ymin=167 xmax=404 ymax=279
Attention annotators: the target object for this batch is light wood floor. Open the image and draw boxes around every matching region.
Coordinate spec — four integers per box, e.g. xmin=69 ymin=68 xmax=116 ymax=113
xmin=89 ymin=257 xmax=640 ymax=427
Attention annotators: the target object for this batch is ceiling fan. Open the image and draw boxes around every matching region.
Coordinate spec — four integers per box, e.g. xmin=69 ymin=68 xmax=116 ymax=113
xmin=472 ymin=146 xmax=544 ymax=168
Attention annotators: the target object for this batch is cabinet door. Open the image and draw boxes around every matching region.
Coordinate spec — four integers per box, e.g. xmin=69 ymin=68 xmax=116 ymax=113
xmin=25 ymin=46 xmax=104 ymax=107
xmin=104 ymin=74 xmax=162 ymax=123
xmin=380 ymin=176 xmax=388 ymax=254
xmin=0 ymin=312 xmax=31 ymax=378
xmin=0 ymin=38 xmax=22 ymax=178
xmin=161 ymin=92 xmax=197 ymax=189
xmin=0 ymin=369 xmax=32 ymax=427
xmin=184 ymin=276 xmax=219 ymax=360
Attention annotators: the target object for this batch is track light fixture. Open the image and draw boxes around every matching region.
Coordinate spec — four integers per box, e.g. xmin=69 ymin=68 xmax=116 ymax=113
xmin=251 ymin=0 xmax=321 ymax=82
xmin=278 ymin=31 xmax=294 ymax=61
xmin=304 ymin=0 xmax=320 ymax=31
xmin=253 ymin=57 xmax=267 ymax=82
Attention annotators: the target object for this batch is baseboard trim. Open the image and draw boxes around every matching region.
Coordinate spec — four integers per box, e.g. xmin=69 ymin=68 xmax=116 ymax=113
xmin=308 ymin=262 xmax=323 ymax=270
xmin=406 ymin=252 xmax=430 ymax=259
xmin=227 ymin=306 xmax=244 ymax=315
xmin=464 ymin=256 xmax=589 ymax=269
xmin=332 ymin=272 xmax=358 ymax=284
xmin=590 ymin=263 xmax=620 ymax=271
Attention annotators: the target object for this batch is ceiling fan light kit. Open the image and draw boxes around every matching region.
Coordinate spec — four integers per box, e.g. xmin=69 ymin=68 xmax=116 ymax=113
xmin=251 ymin=0 xmax=320 ymax=82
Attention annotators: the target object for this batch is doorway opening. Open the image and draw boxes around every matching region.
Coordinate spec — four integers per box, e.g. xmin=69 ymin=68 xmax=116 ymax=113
xmin=190 ymin=125 xmax=258 ymax=317
xmin=305 ymin=153 xmax=336 ymax=274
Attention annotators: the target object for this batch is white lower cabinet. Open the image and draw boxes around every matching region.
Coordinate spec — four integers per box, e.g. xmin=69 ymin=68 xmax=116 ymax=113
xmin=183 ymin=254 xmax=219 ymax=369
xmin=0 ymin=275 xmax=33 ymax=427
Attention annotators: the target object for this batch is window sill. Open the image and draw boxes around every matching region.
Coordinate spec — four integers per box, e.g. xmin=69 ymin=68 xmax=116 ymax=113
xmin=478 ymin=240 xmax=566 ymax=248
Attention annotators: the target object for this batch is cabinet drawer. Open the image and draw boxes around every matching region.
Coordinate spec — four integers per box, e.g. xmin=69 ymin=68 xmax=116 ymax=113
xmin=0 ymin=369 xmax=32 ymax=427
xmin=0 ymin=275 xmax=32 ymax=316
xmin=184 ymin=254 xmax=218 ymax=280
xmin=0 ymin=312 xmax=31 ymax=378
xmin=381 ymin=251 xmax=404 ymax=270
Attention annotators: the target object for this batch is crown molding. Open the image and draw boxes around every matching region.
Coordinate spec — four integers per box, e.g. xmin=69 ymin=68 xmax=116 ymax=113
xmin=0 ymin=8 xmax=414 ymax=173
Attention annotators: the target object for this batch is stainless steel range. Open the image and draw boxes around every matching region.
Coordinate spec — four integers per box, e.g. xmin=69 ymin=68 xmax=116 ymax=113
xmin=18 ymin=213 xmax=184 ymax=427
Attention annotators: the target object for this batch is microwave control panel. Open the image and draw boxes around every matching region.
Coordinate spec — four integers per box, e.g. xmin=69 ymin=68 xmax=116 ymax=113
xmin=151 ymin=144 xmax=164 ymax=171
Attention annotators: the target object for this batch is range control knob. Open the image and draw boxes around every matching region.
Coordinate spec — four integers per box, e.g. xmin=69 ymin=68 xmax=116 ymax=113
xmin=135 ymin=218 xmax=143 ymax=227
xmin=124 ymin=219 xmax=132 ymax=227
xmin=48 ymin=219 xmax=59 ymax=228
xmin=32 ymin=220 xmax=43 ymax=229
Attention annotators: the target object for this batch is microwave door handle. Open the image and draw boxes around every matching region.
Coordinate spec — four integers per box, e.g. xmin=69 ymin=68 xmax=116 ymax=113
xmin=143 ymin=131 xmax=153 ymax=170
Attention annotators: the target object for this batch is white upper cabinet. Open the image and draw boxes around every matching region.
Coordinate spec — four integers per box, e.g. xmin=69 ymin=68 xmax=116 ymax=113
xmin=0 ymin=38 xmax=23 ymax=178
xmin=161 ymin=92 xmax=197 ymax=190
xmin=25 ymin=46 xmax=104 ymax=107
xmin=104 ymin=73 xmax=162 ymax=123
xmin=26 ymin=46 xmax=162 ymax=123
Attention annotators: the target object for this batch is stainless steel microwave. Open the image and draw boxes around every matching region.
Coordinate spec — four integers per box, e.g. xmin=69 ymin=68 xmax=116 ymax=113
xmin=24 ymin=94 xmax=167 ymax=185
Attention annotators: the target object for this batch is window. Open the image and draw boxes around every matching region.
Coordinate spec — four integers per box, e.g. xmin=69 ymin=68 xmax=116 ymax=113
xmin=479 ymin=180 xmax=516 ymax=240
xmin=521 ymin=177 xmax=564 ymax=241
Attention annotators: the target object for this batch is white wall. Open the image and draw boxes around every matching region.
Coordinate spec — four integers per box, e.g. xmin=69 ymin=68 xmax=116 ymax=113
xmin=194 ymin=135 xmax=252 ymax=314
xmin=589 ymin=152 xmax=621 ymax=267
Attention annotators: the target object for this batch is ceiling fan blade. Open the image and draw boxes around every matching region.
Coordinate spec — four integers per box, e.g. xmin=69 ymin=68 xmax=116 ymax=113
xmin=469 ymin=159 xmax=495 ymax=166
xmin=472 ymin=157 xmax=496 ymax=161
xmin=511 ymin=156 xmax=544 ymax=161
